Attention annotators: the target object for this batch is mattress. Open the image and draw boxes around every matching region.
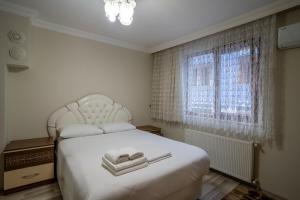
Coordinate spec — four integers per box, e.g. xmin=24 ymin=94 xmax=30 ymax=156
xmin=57 ymin=129 xmax=210 ymax=200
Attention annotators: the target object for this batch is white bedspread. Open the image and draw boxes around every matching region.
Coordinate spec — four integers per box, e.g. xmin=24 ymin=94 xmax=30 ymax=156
xmin=57 ymin=129 xmax=209 ymax=200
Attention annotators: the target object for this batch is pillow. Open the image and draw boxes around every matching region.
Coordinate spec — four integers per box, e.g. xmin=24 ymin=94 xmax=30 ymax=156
xmin=99 ymin=122 xmax=136 ymax=133
xmin=59 ymin=124 xmax=103 ymax=138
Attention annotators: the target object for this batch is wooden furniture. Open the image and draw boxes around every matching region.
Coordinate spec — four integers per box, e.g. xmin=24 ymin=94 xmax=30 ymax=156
xmin=136 ymin=125 xmax=162 ymax=136
xmin=3 ymin=137 xmax=55 ymax=194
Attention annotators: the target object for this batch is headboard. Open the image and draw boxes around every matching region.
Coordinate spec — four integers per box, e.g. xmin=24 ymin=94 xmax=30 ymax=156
xmin=47 ymin=94 xmax=132 ymax=140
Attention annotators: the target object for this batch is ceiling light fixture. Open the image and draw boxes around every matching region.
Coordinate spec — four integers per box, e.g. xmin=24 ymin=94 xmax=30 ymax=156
xmin=104 ymin=0 xmax=136 ymax=26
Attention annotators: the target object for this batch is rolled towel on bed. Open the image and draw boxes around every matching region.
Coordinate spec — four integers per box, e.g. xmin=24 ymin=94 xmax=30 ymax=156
xmin=104 ymin=147 xmax=144 ymax=164
xmin=102 ymin=156 xmax=147 ymax=171
xmin=102 ymin=161 xmax=148 ymax=176
xmin=104 ymin=150 xmax=129 ymax=164
xmin=121 ymin=147 xmax=144 ymax=160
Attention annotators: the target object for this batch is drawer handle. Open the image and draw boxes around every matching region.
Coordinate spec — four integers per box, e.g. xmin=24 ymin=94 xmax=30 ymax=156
xmin=22 ymin=173 xmax=40 ymax=179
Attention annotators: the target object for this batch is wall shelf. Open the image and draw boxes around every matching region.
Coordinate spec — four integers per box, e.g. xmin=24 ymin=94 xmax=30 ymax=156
xmin=7 ymin=64 xmax=29 ymax=72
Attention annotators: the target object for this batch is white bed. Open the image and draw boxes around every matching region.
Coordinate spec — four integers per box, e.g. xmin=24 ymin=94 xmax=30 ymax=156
xmin=48 ymin=94 xmax=210 ymax=200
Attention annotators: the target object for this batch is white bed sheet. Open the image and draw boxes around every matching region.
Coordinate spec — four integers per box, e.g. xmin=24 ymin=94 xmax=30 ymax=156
xmin=57 ymin=129 xmax=209 ymax=200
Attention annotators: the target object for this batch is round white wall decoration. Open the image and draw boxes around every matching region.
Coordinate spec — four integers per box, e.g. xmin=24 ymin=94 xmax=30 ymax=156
xmin=9 ymin=47 xmax=27 ymax=60
xmin=7 ymin=30 xmax=26 ymax=44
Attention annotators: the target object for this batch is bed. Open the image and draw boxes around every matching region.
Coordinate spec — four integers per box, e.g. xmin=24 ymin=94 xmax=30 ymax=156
xmin=47 ymin=94 xmax=210 ymax=200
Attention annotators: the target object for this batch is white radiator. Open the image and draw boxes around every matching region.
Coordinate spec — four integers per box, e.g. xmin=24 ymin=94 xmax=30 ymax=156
xmin=185 ymin=129 xmax=254 ymax=183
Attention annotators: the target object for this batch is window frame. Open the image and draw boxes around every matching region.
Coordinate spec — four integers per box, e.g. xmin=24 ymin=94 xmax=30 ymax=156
xmin=185 ymin=39 xmax=260 ymax=124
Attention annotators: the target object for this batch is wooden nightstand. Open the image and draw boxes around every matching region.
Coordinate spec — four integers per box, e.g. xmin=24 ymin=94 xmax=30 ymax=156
xmin=137 ymin=125 xmax=162 ymax=136
xmin=3 ymin=137 xmax=55 ymax=194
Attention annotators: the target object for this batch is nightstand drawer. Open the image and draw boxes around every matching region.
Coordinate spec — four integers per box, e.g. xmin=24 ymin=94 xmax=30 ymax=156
xmin=4 ymin=147 xmax=54 ymax=171
xmin=4 ymin=163 xmax=54 ymax=190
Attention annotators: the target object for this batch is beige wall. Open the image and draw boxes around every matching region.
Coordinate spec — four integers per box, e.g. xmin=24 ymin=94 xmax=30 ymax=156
xmin=154 ymin=7 xmax=300 ymax=200
xmin=1 ymin=11 xmax=152 ymax=188
xmin=7 ymin=26 xmax=153 ymax=141
xmin=0 ymin=11 xmax=8 ymax=190
xmin=259 ymin=7 xmax=300 ymax=200
xmin=0 ymin=11 xmax=31 ymax=189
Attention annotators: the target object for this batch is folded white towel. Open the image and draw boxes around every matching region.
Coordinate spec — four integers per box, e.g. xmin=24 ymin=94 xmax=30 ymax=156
xmin=145 ymin=148 xmax=172 ymax=164
xmin=104 ymin=150 xmax=129 ymax=164
xmin=102 ymin=161 xmax=148 ymax=176
xmin=104 ymin=147 xmax=144 ymax=164
xmin=102 ymin=156 xmax=147 ymax=171
xmin=121 ymin=147 xmax=144 ymax=160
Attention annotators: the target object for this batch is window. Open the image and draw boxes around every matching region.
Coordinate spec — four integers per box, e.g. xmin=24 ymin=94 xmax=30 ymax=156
xmin=186 ymin=52 xmax=215 ymax=117
xmin=186 ymin=41 xmax=259 ymax=123
xmin=152 ymin=16 xmax=275 ymax=141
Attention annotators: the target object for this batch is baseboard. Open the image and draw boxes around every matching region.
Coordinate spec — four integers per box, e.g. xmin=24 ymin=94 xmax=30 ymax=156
xmin=262 ymin=190 xmax=287 ymax=200
xmin=209 ymin=168 xmax=254 ymax=187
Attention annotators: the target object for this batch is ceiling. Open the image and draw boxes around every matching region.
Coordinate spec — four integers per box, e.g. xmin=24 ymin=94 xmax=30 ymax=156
xmin=1 ymin=0 xmax=299 ymax=52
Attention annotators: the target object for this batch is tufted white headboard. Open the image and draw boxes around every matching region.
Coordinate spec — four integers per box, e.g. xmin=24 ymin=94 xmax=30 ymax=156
xmin=47 ymin=94 xmax=132 ymax=140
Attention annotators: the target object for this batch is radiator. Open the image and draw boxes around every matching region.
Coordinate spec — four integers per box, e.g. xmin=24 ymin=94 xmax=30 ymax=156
xmin=185 ymin=129 xmax=254 ymax=183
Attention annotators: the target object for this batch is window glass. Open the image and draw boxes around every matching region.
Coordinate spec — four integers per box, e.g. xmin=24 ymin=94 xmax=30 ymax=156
xmin=220 ymin=47 xmax=252 ymax=116
xmin=187 ymin=53 xmax=215 ymax=116
xmin=186 ymin=43 xmax=258 ymax=122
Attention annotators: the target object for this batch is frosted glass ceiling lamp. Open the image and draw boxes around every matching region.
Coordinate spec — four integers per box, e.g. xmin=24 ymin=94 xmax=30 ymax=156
xmin=104 ymin=0 xmax=119 ymax=22
xmin=119 ymin=16 xmax=133 ymax=26
xmin=104 ymin=0 xmax=136 ymax=26
xmin=119 ymin=1 xmax=134 ymax=25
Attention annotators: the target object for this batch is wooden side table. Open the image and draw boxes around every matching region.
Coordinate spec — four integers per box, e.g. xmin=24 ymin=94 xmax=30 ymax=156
xmin=136 ymin=125 xmax=162 ymax=136
xmin=3 ymin=137 xmax=55 ymax=194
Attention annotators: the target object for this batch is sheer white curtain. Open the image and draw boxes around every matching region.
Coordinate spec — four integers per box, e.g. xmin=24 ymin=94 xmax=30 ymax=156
xmin=151 ymin=15 xmax=276 ymax=142
xmin=151 ymin=48 xmax=184 ymax=123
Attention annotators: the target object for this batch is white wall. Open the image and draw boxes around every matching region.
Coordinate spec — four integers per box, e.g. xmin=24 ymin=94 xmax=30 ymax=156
xmin=153 ymin=7 xmax=300 ymax=200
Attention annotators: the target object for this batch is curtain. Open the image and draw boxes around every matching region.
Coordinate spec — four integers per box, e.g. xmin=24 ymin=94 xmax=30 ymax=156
xmin=151 ymin=15 xmax=276 ymax=142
